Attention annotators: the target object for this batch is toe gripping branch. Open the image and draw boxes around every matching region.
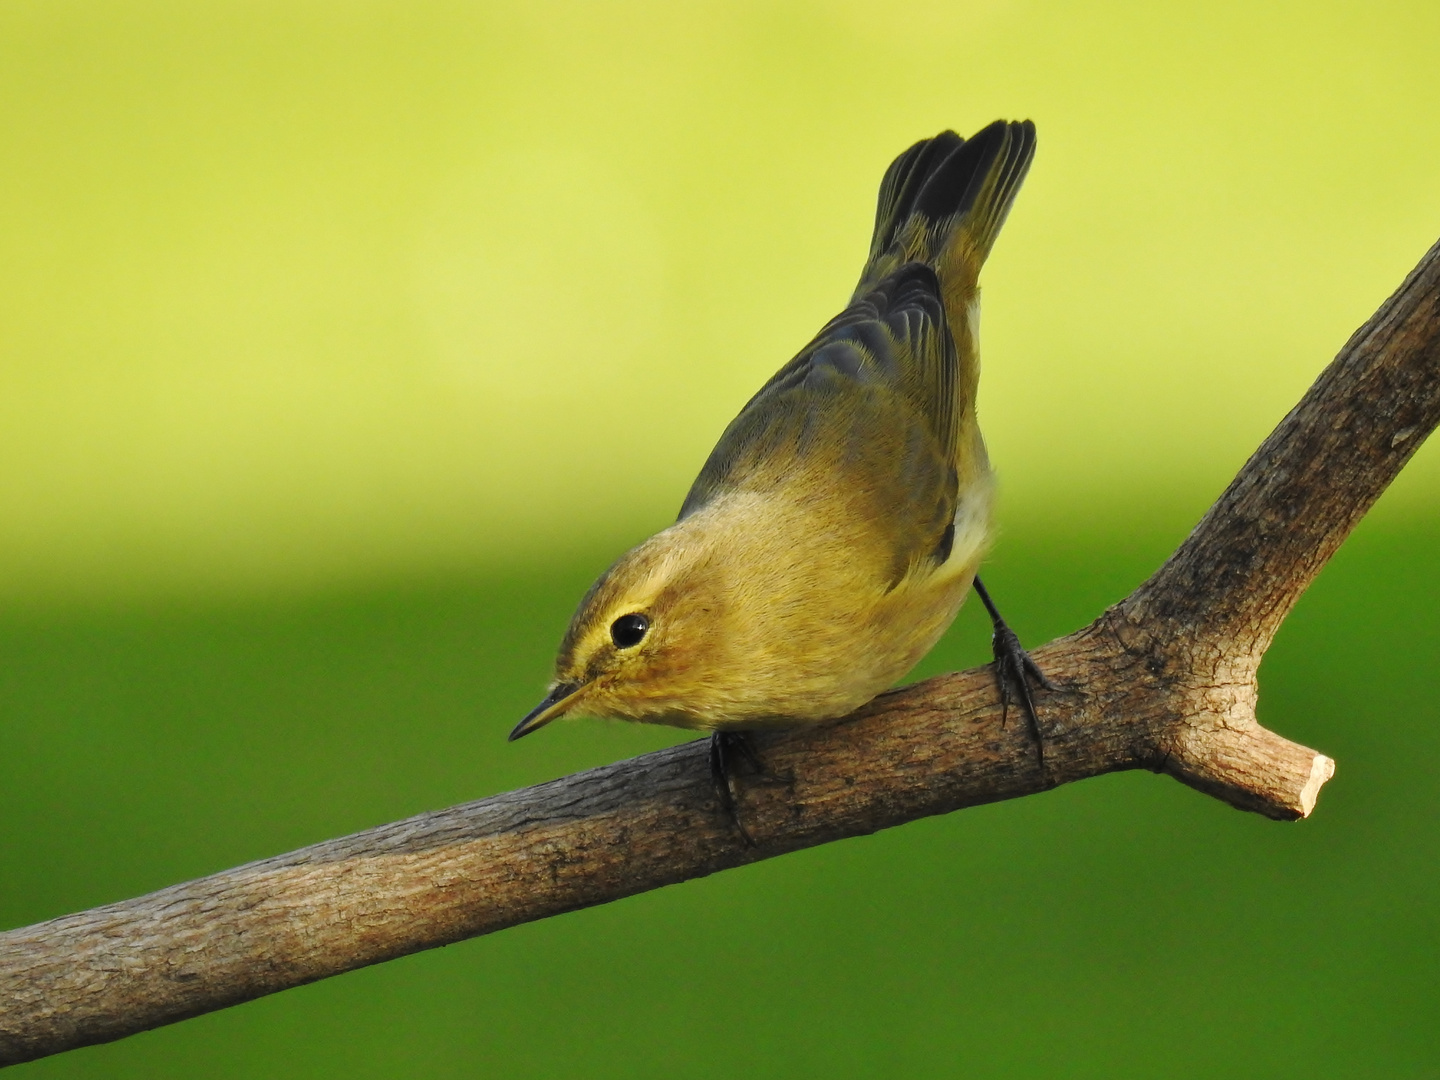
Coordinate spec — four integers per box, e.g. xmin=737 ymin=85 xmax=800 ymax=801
xmin=709 ymin=730 xmax=762 ymax=846
xmin=973 ymin=576 xmax=1055 ymax=765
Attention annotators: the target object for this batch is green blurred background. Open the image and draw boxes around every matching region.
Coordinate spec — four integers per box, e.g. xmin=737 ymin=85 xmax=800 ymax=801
xmin=1 ymin=1 xmax=1436 ymax=1076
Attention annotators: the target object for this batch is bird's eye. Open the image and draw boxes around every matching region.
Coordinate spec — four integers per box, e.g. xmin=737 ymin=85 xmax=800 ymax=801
xmin=610 ymin=613 xmax=650 ymax=649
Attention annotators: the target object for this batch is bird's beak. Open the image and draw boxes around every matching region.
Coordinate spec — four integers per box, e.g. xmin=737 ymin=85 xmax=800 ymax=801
xmin=508 ymin=681 xmax=583 ymax=741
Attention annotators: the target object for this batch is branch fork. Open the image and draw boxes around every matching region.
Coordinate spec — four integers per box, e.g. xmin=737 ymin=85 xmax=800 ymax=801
xmin=2 ymin=236 xmax=1438 ymax=1067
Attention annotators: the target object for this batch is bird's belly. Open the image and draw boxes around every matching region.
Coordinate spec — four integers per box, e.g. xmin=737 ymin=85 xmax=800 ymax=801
xmin=698 ymin=566 xmax=977 ymax=732
xmin=628 ymin=481 xmax=992 ymax=733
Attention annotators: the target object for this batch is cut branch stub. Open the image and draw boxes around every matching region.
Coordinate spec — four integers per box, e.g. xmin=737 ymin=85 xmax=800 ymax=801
xmin=1106 ymin=235 xmax=1440 ymax=814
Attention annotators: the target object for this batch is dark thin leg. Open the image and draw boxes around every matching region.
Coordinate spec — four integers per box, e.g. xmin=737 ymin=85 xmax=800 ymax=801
xmin=709 ymin=731 xmax=757 ymax=846
xmin=973 ymin=576 xmax=1055 ymax=766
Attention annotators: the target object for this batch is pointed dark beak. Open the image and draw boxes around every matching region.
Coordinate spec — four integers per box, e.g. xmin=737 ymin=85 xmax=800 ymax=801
xmin=508 ymin=681 xmax=582 ymax=741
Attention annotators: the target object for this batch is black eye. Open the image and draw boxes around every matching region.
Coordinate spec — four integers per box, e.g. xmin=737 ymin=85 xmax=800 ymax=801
xmin=610 ymin=613 xmax=650 ymax=649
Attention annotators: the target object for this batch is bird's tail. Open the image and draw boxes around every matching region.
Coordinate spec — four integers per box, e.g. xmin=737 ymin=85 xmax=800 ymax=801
xmin=855 ymin=120 xmax=1035 ymax=299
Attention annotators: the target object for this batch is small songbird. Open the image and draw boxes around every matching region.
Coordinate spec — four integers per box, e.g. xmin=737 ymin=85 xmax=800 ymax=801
xmin=511 ymin=120 xmax=1050 ymax=824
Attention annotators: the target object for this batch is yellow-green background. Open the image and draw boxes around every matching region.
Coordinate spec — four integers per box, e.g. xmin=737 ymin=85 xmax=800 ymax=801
xmin=2 ymin=2 xmax=1436 ymax=1076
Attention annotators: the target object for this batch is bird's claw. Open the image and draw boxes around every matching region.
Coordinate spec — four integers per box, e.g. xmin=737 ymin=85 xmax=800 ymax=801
xmin=990 ymin=622 xmax=1054 ymax=766
xmin=709 ymin=731 xmax=758 ymax=846
xmin=708 ymin=731 xmax=793 ymax=845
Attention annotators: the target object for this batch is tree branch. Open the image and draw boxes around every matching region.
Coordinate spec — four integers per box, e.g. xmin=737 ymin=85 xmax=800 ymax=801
xmin=3 ymin=237 xmax=1438 ymax=1069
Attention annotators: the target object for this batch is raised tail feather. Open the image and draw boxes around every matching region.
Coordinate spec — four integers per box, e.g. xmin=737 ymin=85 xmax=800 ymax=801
xmin=855 ymin=120 xmax=1035 ymax=298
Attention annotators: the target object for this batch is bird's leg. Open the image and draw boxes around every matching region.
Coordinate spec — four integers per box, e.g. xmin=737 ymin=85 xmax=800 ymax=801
xmin=709 ymin=730 xmax=760 ymax=847
xmin=973 ymin=576 xmax=1055 ymax=766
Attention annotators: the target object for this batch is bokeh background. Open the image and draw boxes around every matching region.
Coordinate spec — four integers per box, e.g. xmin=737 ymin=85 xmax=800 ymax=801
xmin=2 ymin=1 xmax=1437 ymax=1076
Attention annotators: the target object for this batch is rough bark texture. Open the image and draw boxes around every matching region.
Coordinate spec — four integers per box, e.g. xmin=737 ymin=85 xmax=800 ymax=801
xmin=2 ymin=237 xmax=1438 ymax=1068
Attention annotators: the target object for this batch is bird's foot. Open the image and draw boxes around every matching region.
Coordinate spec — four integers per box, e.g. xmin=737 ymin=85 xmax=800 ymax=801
xmin=709 ymin=731 xmax=778 ymax=846
xmin=972 ymin=575 xmax=1055 ymax=767
xmin=990 ymin=621 xmax=1055 ymax=766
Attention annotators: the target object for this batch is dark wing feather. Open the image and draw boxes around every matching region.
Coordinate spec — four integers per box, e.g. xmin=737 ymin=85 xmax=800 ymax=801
xmin=679 ymin=264 xmax=961 ymax=578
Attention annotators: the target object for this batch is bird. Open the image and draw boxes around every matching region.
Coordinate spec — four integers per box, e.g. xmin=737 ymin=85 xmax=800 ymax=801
xmin=510 ymin=119 xmax=1050 ymax=836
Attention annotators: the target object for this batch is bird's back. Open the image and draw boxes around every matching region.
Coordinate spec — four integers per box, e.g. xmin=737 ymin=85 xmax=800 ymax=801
xmin=681 ymin=121 xmax=1037 ymax=594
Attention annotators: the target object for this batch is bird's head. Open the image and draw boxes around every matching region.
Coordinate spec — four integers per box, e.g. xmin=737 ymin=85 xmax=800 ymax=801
xmin=508 ymin=524 xmax=727 ymax=740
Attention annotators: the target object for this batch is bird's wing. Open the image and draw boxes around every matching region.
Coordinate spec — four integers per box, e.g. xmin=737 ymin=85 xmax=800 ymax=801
xmin=679 ymin=263 xmax=963 ymax=582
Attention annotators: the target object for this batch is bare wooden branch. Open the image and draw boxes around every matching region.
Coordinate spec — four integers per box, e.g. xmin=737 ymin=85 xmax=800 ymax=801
xmin=2 ymin=236 xmax=1438 ymax=1069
